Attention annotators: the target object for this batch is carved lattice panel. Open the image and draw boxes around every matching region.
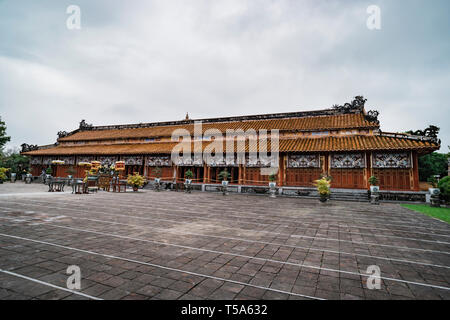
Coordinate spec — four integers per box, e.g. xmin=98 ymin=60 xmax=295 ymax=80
xmin=99 ymin=156 xmax=118 ymax=166
xmin=60 ymin=156 xmax=75 ymax=165
xmin=331 ymin=153 xmax=365 ymax=169
xmin=147 ymin=156 xmax=171 ymax=167
xmin=288 ymin=154 xmax=320 ymax=168
xmin=372 ymin=152 xmax=411 ymax=168
xmin=245 ymin=155 xmax=275 ymax=168
xmin=174 ymin=156 xmax=203 ymax=167
xmin=123 ymin=156 xmax=143 ymax=165
xmin=42 ymin=157 xmax=53 ymax=165
xmin=206 ymin=156 xmax=238 ymax=167
xmin=30 ymin=157 xmax=42 ymax=165
xmin=77 ymin=156 xmax=95 ymax=164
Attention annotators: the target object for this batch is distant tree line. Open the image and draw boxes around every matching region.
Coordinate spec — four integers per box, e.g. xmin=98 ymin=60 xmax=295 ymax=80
xmin=0 ymin=116 xmax=30 ymax=178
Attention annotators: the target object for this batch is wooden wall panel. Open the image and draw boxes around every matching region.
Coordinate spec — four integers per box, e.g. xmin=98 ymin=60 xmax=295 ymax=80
xmin=373 ymin=169 xmax=411 ymax=190
xmin=245 ymin=168 xmax=270 ymax=185
xmin=147 ymin=167 xmax=173 ymax=180
xmin=285 ymin=168 xmax=322 ymax=187
xmin=330 ymin=169 xmax=365 ymax=189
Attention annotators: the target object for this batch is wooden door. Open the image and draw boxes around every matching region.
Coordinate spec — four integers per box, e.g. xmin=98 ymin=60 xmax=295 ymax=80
xmin=330 ymin=169 xmax=365 ymax=189
xmin=285 ymin=168 xmax=322 ymax=187
xmin=373 ymin=169 xmax=411 ymax=190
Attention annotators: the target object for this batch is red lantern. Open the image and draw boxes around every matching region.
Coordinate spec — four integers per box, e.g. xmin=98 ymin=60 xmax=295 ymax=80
xmin=115 ymin=161 xmax=125 ymax=171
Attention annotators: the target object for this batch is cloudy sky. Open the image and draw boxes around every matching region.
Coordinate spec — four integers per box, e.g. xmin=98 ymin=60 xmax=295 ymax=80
xmin=0 ymin=0 xmax=449 ymax=151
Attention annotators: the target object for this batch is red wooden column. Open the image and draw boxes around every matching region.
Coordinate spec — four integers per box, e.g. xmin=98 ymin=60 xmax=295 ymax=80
xmin=365 ymin=152 xmax=371 ymax=189
xmin=238 ymin=165 xmax=243 ymax=185
xmin=411 ymin=151 xmax=420 ymax=191
xmin=278 ymin=154 xmax=285 ymax=186
xmin=243 ymin=165 xmax=247 ymax=185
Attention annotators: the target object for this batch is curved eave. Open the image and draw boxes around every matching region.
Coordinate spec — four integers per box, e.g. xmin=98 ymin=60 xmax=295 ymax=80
xmin=23 ymin=135 xmax=440 ymax=157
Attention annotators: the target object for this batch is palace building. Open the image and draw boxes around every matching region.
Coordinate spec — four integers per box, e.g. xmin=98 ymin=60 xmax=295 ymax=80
xmin=22 ymin=97 xmax=440 ymax=191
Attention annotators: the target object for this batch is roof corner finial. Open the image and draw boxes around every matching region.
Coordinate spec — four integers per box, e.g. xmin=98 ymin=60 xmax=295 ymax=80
xmin=185 ymin=112 xmax=190 ymax=120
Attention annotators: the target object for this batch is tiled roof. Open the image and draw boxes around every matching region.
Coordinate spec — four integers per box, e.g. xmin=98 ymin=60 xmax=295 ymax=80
xmin=58 ymin=113 xmax=378 ymax=142
xmin=279 ymin=135 xmax=439 ymax=152
xmin=23 ymin=134 xmax=439 ymax=156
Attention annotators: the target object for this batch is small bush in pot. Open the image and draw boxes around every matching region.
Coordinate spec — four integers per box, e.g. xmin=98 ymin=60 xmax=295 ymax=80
xmin=369 ymin=176 xmax=379 ymax=192
xmin=314 ymin=177 xmax=331 ymax=203
xmin=184 ymin=170 xmax=194 ymax=193
xmin=127 ymin=173 xmax=145 ymax=192
xmin=152 ymin=167 xmax=162 ymax=191
xmin=218 ymin=169 xmax=231 ymax=195
xmin=0 ymin=167 xmax=9 ymax=184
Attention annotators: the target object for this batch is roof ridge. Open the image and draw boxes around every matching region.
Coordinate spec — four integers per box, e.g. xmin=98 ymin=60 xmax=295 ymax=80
xmin=79 ymin=108 xmax=366 ymax=131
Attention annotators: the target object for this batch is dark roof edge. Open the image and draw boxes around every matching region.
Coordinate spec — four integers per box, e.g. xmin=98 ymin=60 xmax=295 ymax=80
xmin=58 ymin=106 xmax=378 ymax=141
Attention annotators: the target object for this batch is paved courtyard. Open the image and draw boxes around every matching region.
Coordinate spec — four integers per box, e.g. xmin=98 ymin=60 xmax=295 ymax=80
xmin=0 ymin=183 xmax=449 ymax=300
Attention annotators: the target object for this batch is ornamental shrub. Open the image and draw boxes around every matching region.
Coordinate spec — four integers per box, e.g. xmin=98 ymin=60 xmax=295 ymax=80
xmin=368 ymin=176 xmax=378 ymax=186
xmin=0 ymin=167 xmax=9 ymax=181
xmin=127 ymin=173 xmax=145 ymax=187
xmin=184 ymin=170 xmax=194 ymax=179
xmin=438 ymin=176 xmax=450 ymax=203
xmin=314 ymin=177 xmax=331 ymax=196
xmin=218 ymin=169 xmax=231 ymax=181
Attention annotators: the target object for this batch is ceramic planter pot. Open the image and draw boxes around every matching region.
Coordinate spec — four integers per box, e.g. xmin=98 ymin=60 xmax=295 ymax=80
xmin=370 ymin=186 xmax=380 ymax=193
xmin=319 ymin=194 xmax=328 ymax=203
xmin=221 ymin=180 xmax=229 ymax=187
xmin=132 ymin=185 xmax=139 ymax=192
xmin=429 ymin=187 xmax=440 ymax=207
xmin=429 ymin=188 xmax=440 ymax=196
xmin=25 ymin=173 xmax=33 ymax=184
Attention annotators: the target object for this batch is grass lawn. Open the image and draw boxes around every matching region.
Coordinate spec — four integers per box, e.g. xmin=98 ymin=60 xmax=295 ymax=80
xmin=401 ymin=204 xmax=450 ymax=223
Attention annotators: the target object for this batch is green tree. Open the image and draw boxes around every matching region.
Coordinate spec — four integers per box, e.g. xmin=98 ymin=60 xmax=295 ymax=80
xmin=418 ymin=152 xmax=448 ymax=181
xmin=0 ymin=116 xmax=11 ymax=152
xmin=0 ymin=148 xmax=30 ymax=176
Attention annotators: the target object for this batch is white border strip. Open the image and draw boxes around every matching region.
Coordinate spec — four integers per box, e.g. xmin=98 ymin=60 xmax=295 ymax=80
xmin=1 ymin=213 xmax=448 ymax=270
xmin=0 ymin=232 xmax=324 ymax=300
xmin=4 ymin=202 xmax=447 ymax=254
xmin=1 ymin=224 xmax=448 ymax=292
xmin=0 ymin=268 xmax=102 ymax=300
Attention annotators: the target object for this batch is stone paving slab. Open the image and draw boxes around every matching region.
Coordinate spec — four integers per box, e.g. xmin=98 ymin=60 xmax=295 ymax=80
xmin=0 ymin=183 xmax=449 ymax=300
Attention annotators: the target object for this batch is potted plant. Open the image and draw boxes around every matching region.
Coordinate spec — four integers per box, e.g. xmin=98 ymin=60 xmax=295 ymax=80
xmin=184 ymin=170 xmax=194 ymax=193
xmin=368 ymin=176 xmax=379 ymax=192
xmin=427 ymin=176 xmax=441 ymax=207
xmin=314 ymin=177 xmax=331 ymax=203
xmin=66 ymin=166 xmax=76 ymax=185
xmin=127 ymin=172 xmax=145 ymax=192
xmin=24 ymin=169 xmax=33 ymax=184
xmin=368 ymin=175 xmax=380 ymax=205
xmin=268 ymin=173 xmax=277 ymax=198
xmin=218 ymin=169 xmax=231 ymax=195
xmin=152 ymin=167 xmax=162 ymax=191
xmin=0 ymin=167 xmax=8 ymax=184
xmin=45 ymin=167 xmax=52 ymax=178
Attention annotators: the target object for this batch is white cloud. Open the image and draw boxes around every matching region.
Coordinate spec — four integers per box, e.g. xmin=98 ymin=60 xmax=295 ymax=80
xmin=0 ymin=0 xmax=448 ymax=151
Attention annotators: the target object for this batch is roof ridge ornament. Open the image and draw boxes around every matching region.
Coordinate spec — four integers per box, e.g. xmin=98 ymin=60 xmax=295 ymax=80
xmin=79 ymin=119 xmax=93 ymax=130
xmin=21 ymin=143 xmax=39 ymax=153
xmin=57 ymin=131 xmax=69 ymax=139
xmin=404 ymin=125 xmax=441 ymax=145
xmin=333 ymin=96 xmax=380 ymax=124
xmin=332 ymin=96 xmax=366 ymax=114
